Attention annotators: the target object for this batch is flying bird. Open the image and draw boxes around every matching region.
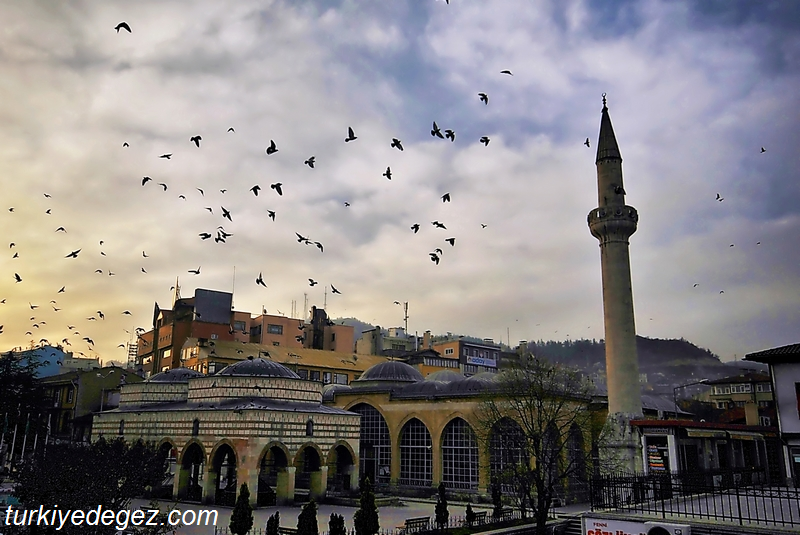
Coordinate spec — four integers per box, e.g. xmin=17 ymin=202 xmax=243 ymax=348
xmin=500 ymin=70 xmax=513 ymax=75
xmin=97 ymin=310 xmax=105 ymax=319
xmin=432 ymin=221 xmax=446 ymax=229
xmin=308 ymin=279 xmax=318 ymax=286
xmin=188 ymin=267 xmax=201 ymax=275
xmin=190 ymin=135 xmax=202 ymax=147
xmin=478 ymin=92 xmax=488 ymax=105
xmin=58 ymin=286 xmax=65 ymax=293
xmin=142 ymin=176 xmax=152 ymax=185
xmin=431 ymin=121 xmax=444 ymax=139
xmin=481 ymin=223 xmax=487 ymax=228
xmin=197 ymin=188 xmax=204 ymax=196
xmin=760 ymin=147 xmax=766 ymax=153
xmin=142 ymin=251 xmax=148 ymax=257
xmin=221 ymin=207 xmax=232 ymax=221
xmin=158 ymin=183 xmax=168 ymax=191
xmin=159 ymin=154 xmax=172 ymax=159
xmin=331 ymin=285 xmax=342 ymax=295
xmin=250 ymin=185 xmax=261 ymax=196
xmin=445 ymin=237 xmax=455 ymax=246
xmin=480 ymin=136 xmax=490 ymax=146
xmin=141 ymin=267 xmax=147 ymax=273
xmin=65 ymin=249 xmax=81 ymax=258
xmin=410 ymin=224 xmax=420 ymax=233
xmin=122 ymin=142 xmax=129 ymax=147
xmin=383 ymin=167 xmax=392 ymax=180
xmin=693 ymin=283 xmax=699 ymax=287
xmin=614 ymin=185 xmax=625 ymax=195
xmin=122 ymin=310 xmax=132 ymax=315
xmin=256 ymin=273 xmax=267 ymax=287
xmin=270 ymin=183 xmax=283 ymax=196
xmin=429 ymin=253 xmax=440 ymax=265
xmin=115 ymin=22 xmax=131 ymax=33
xmin=391 ymin=138 xmax=404 ymax=151
xmin=265 ymin=140 xmax=278 ymax=155
xmin=715 ymin=193 xmax=722 ymax=201
xmin=442 ymin=192 xmax=451 ymax=202
xmin=220 ymin=189 xmax=226 ymax=193
xmin=55 ymin=226 xmax=66 ymax=232
xmin=199 ymin=232 xmax=212 ymax=240
xmin=445 ymin=129 xmax=455 ymax=142
xmin=205 ymin=207 xmax=213 ymax=213
xmin=228 ymin=127 xmax=235 ymax=132
xmin=295 ymin=232 xmax=310 ymax=243
xmin=343 ymin=202 xmax=350 ymax=207
xmin=345 ymin=127 xmax=357 ymax=142
xmin=267 ymin=210 xmax=276 ymax=221
xmin=314 ymin=242 xmax=324 ymax=252
xmin=304 ymin=156 xmax=315 ymax=168
xmin=584 ymin=138 xmax=590 ymax=147
xmin=95 ymin=269 xmax=103 ymax=274
xmin=43 ymin=193 xmax=51 ymax=198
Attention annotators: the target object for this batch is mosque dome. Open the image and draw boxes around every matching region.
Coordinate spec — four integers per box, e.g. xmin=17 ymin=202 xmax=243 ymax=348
xmin=357 ymin=361 xmax=424 ymax=383
xmin=216 ymin=357 xmax=300 ymax=379
xmin=425 ymin=369 xmax=464 ymax=383
xmin=148 ymin=368 xmax=205 ymax=383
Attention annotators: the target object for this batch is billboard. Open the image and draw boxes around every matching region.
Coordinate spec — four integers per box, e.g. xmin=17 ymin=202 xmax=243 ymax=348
xmin=466 ymin=356 xmax=497 ymax=368
xmin=194 ymin=289 xmax=233 ymax=324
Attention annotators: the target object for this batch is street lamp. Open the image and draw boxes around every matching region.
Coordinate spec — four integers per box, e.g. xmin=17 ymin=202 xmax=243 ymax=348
xmin=673 ymin=378 xmax=709 ymax=419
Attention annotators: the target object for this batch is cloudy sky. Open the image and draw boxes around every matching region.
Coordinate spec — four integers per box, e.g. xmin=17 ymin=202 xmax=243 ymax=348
xmin=1 ymin=0 xmax=798 ymax=364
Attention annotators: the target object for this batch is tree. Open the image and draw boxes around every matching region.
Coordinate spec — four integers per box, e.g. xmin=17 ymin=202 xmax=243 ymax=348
xmin=353 ymin=476 xmax=380 ymax=535
xmin=0 ymin=350 xmax=48 ymax=465
xmin=297 ymin=499 xmax=319 ymax=535
xmin=329 ymin=513 xmax=346 ymax=535
xmin=266 ymin=511 xmax=280 ymax=535
xmin=476 ymin=356 xmax=601 ymax=535
xmin=13 ymin=437 xmax=166 ymax=535
xmin=434 ymin=482 xmax=449 ymax=530
xmin=465 ymin=501 xmax=476 ymax=527
xmin=490 ymin=478 xmax=503 ymax=519
xmin=229 ymin=483 xmax=254 ymax=535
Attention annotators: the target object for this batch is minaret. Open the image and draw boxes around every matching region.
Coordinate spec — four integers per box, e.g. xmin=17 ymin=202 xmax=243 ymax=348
xmin=588 ymin=94 xmax=642 ymax=469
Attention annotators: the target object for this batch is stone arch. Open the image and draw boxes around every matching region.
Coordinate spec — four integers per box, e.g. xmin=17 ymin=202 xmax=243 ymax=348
xmin=349 ymin=403 xmax=391 ymax=487
xmin=257 ymin=442 xmax=290 ymax=506
xmin=399 ymin=417 xmax=433 ymax=488
xmin=155 ymin=440 xmax=178 ymax=499
xmin=326 ymin=441 xmax=357 ymax=494
xmin=210 ymin=442 xmax=237 ymax=506
xmin=440 ymin=417 xmax=479 ymax=490
xmin=177 ymin=440 xmax=206 ymax=502
xmin=293 ymin=442 xmax=323 ymax=493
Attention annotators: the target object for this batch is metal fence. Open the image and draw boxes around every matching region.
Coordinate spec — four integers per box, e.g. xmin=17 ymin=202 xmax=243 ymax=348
xmin=590 ymin=469 xmax=800 ymax=528
xmin=215 ymin=510 xmax=524 ymax=535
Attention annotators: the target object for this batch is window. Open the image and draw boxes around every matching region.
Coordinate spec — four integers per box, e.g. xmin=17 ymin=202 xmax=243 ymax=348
xmin=463 ymin=348 xmax=468 ymax=356
xmin=267 ymin=324 xmax=283 ymax=335
xmin=399 ymin=419 xmax=433 ymax=487
xmin=323 ymin=372 xmax=331 ymax=384
xmin=192 ymin=418 xmax=200 ymax=436
xmin=734 ymin=401 xmax=746 ymax=408
xmin=442 ymin=418 xmax=478 ymax=490
xmin=759 ymin=416 xmax=772 ymax=427
xmin=298 ymin=369 xmax=308 ymax=380
xmin=716 ymin=401 xmax=727 ymax=409
xmin=306 ymin=418 xmax=314 ymax=437
xmin=208 ymin=362 xmax=217 ymax=374
xmin=272 ymin=341 xmax=280 ymax=346
xmin=210 ymin=333 xmax=218 ymax=340
xmin=118 ymin=420 xmax=125 ymax=436
xmin=233 ymin=320 xmax=246 ymax=332
xmin=66 ymin=387 xmax=74 ymax=404
xmin=445 ymin=348 xmax=454 ymax=355
xmin=334 ymin=373 xmax=348 ymax=385
xmin=758 ymin=400 xmax=772 ymax=408
xmin=310 ymin=370 xmax=321 ymax=382
xmin=756 ymin=383 xmax=772 ymax=393
xmin=331 ymin=333 xmax=336 ymax=342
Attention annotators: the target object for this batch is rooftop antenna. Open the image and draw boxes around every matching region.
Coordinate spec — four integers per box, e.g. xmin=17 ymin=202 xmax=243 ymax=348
xmin=323 ymin=286 xmax=328 ymax=311
xmin=303 ymin=293 xmax=308 ymax=321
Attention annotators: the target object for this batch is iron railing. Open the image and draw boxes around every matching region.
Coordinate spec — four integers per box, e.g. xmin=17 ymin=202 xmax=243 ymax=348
xmin=590 ymin=468 xmax=800 ymax=528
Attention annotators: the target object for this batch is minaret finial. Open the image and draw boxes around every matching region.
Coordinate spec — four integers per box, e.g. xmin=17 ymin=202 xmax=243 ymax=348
xmin=602 ymin=92 xmax=607 ymax=110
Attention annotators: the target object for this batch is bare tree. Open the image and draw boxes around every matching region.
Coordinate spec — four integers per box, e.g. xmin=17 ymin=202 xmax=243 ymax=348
xmin=475 ymin=356 xmax=603 ymax=535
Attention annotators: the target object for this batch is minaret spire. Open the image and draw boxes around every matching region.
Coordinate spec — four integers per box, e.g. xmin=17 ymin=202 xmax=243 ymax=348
xmin=588 ymin=94 xmax=642 ymax=472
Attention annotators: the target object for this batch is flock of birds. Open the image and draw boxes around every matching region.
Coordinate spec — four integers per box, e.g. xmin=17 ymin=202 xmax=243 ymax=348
xmin=0 ymin=13 xmax=776 ymax=358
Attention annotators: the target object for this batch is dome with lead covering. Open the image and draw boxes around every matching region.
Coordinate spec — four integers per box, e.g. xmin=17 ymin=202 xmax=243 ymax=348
xmin=322 ymin=383 xmax=352 ymax=402
xmin=425 ymin=370 xmax=464 ymax=383
xmin=216 ymin=357 xmax=300 ymax=379
xmin=357 ymin=361 xmax=424 ymax=383
xmin=148 ymin=368 xmax=205 ymax=383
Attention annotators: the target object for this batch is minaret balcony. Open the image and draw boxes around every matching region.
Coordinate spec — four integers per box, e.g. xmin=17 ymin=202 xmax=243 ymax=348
xmin=588 ymin=205 xmax=638 ymax=242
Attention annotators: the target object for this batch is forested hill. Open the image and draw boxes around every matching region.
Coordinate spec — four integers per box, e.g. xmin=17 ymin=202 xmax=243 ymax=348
xmin=528 ymin=336 xmax=722 ymax=372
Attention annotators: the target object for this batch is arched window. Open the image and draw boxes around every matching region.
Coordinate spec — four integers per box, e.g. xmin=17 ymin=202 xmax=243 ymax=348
xmin=490 ymin=418 xmax=526 ymax=492
xmin=306 ymin=418 xmax=314 ymax=437
xmin=399 ymin=418 xmax=432 ymax=487
xmin=192 ymin=418 xmax=200 ymax=436
xmin=118 ymin=420 xmax=125 ymax=436
xmin=442 ymin=418 xmax=478 ymax=490
xmin=351 ymin=404 xmax=391 ymax=486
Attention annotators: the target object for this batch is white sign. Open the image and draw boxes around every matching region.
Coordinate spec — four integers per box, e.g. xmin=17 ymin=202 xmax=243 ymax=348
xmin=583 ymin=517 xmax=646 ymax=535
xmin=466 ymin=356 xmax=496 ymax=368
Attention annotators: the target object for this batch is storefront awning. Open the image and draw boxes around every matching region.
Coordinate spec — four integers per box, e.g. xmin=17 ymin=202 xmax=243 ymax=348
xmin=686 ymin=429 xmax=727 ymax=438
xmin=727 ymin=431 xmax=762 ymax=441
